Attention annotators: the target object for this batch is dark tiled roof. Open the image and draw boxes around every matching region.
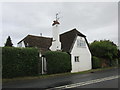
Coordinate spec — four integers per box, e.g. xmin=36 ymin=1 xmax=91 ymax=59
xmin=18 ymin=35 xmax=52 ymax=54
xmin=60 ymin=28 xmax=86 ymax=52
xmin=18 ymin=28 xmax=89 ymax=53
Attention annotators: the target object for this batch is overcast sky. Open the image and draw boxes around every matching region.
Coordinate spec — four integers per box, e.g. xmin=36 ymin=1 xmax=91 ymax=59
xmin=1 ymin=2 xmax=118 ymax=47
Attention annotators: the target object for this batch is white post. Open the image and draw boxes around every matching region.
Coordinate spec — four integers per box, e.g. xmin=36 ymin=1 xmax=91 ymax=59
xmin=44 ymin=58 xmax=47 ymax=73
xmin=41 ymin=57 xmax=44 ymax=74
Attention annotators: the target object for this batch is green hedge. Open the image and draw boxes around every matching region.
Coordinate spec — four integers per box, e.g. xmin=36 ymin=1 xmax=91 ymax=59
xmin=92 ymin=56 xmax=101 ymax=69
xmin=45 ymin=51 xmax=71 ymax=74
xmin=2 ymin=47 xmax=39 ymax=78
xmin=118 ymin=59 xmax=120 ymax=67
xmin=111 ymin=59 xmax=118 ymax=66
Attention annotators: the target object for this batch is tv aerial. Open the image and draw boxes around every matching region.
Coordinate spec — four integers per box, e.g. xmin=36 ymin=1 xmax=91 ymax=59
xmin=56 ymin=12 xmax=60 ymax=21
xmin=52 ymin=12 xmax=61 ymax=26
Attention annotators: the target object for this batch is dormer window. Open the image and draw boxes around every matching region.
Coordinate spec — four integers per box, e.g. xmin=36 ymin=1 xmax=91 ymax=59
xmin=77 ymin=39 xmax=86 ymax=47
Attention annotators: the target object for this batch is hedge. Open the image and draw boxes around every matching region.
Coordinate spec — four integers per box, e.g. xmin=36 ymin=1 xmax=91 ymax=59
xmin=92 ymin=56 xmax=101 ymax=69
xmin=118 ymin=59 xmax=120 ymax=67
xmin=45 ymin=51 xmax=71 ymax=74
xmin=111 ymin=59 xmax=118 ymax=66
xmin=2 ymin=47 xmax=39 ymax=78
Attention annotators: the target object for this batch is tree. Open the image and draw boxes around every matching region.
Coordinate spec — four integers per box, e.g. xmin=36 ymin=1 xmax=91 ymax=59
xmin=90 ymin=40 xmax=118 ymax=66
xmin=5 ymin=36 xmax=13 ymax=47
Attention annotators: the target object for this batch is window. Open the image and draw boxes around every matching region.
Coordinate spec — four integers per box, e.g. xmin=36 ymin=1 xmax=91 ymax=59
xmin=77 ymin=39 xmax=86 ymax=47
xmin=75 ymin=56 xmax=79 ymax=62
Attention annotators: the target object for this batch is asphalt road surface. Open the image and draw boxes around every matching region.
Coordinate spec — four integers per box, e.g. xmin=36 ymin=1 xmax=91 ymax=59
xmin=2 ymin=68 xmax=119 ymax=89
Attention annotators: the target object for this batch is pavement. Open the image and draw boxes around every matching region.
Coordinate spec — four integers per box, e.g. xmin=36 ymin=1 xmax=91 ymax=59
xmin=2 ymin=68 xmax=119 ymax=89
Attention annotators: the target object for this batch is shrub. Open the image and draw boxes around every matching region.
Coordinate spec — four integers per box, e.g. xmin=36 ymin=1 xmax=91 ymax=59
xmin=118 ymin=59 xmax=120 ymax=67
xmin=2 ymin=47 xmax=39 ymax=78
xmin=90 ymin=40 xmax=118 ymax=61
xmin=118 ymin=50 xmax=120 ymax=67
xmin=45 ymin=51 xmax=71 ymax=74
xmin=92 ymin=56 xmax=101 ymax=69
xmin=111 ymin=59 xmax=118 ymax=66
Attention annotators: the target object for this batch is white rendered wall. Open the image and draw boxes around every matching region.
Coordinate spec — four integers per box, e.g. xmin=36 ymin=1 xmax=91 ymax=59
xmin=50 ymin=24 xmax=61 ymax=51
xmin=52 ymin=25 xmax=59 ymax=42
xmin=17 ymin=41 xmax=25 ymax=48
xmin=71 ymin=36 xmax=92 ymax=73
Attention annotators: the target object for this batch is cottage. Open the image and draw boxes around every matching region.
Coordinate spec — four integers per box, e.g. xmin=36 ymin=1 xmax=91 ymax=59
xmin=17 ymin=17 xmax=92 ymax=73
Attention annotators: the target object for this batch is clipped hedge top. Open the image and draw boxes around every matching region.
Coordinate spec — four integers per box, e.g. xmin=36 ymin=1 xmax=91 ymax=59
xmin=44 ymin=51 xmax=71 ymax=74
xmin=2 ymin=47 xmax=39 ymax=78
xmin=44 ymin=51 xmax=69 ymax=55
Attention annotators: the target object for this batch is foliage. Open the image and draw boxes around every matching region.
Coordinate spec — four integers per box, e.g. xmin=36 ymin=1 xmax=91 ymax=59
xmin=118 ymin=50 xmax=120 ymax=66
xmin=45 ymin=51 xmax=71 ymax=74
xmin=2 ymin=47 xmax=39 ymax=78
xmin=5 ymin=36 xmax=13 ymax=47
xmin=92 ymin=56 xmax=101 ymax=69
xmin=90 ymin=40 xmax=117 ymax=60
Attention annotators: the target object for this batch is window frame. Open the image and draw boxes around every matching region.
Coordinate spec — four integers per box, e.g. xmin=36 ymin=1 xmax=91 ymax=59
xmin=75 ymin=56 xmax=79 ymax=62
xmin=77 ymin=39 xmax=86 ymax=47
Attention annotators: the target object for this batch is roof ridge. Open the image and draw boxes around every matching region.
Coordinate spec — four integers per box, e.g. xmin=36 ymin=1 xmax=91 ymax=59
xmin=18 ymin=34 xmax=52 ymax=44
xmin=60 ymin=28 xmax=86 ymax=37
xmin=60 ymin=28 xmax=77 ymax=35
xmin=27 ymin=34 xmax=52 ymax=39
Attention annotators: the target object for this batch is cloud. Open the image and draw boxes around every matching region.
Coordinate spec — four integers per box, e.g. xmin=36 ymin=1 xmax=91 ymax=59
xmin=61 ymin=2 xmax=117 ymax=31
xmin=1 ymin=2 xmax=118 ymax=47
xmin=86 ymin=23 xmax=118 ymax=44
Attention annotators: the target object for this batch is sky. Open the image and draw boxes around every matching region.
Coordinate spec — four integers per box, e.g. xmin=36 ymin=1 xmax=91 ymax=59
xmin=0 ymin=2 xmax=118 ymax=47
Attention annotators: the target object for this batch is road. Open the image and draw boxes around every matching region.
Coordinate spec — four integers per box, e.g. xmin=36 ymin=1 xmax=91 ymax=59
xmin=2 ymin=68 xmax=119 ymax=89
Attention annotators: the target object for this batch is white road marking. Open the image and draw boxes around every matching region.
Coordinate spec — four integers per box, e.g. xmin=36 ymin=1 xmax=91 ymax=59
xmin=46 ymin=75 xmax=120 ymax=90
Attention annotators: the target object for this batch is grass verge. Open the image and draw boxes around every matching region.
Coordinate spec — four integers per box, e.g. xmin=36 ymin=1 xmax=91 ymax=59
xmin=3 ymin=66 xmax=118 ymax=83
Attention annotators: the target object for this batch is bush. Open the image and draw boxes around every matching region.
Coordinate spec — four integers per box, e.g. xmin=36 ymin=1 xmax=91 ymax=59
xmin=118 ymin=50 xmax=120 ymax=67
xmin=2 ymin=47 xmax=39 ymax=78
xmin=90 ymin=40 xmax=117 ymax=61
xmin=92 ymin=56 xmax=101 ymax=69
xmin=118 ymin=59 xmax=120 ymax=67
xmin=45 ymin=51 xmax=71 ymax=74
xmin=111 ymin=59 xmax=118 ymax=66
